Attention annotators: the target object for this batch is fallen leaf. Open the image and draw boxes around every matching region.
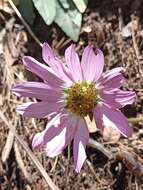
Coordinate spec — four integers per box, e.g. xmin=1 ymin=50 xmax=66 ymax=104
xmin=103 ymin=126 xmax=121 ymax=143
xmin=85 ymin=116 xmax=97 ymax=133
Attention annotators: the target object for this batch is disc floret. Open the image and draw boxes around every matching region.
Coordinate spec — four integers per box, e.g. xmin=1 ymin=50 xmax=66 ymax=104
xmin=65 ymin=82 xmax=99 ymax=117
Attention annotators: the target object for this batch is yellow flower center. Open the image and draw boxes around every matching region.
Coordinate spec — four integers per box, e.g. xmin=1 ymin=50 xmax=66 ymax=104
xmin=65 ymin=82 xmax=99 ymax=117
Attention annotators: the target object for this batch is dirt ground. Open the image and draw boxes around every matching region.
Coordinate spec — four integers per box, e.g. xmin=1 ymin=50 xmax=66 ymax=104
xmin=0 ymin=0 xmax=143 ymax=189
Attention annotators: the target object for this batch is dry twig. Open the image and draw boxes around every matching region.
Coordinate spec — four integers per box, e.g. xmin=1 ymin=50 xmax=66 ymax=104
xmin=14 ymin=141 xmax=32 ymax=183
xmin=50 ymin=157 xmax=59 ymax=172
xmin=2 ymin=129 xmax=14 ymax=163
xmin=128 ymin=116 xmax=143 ymax=124
xmin=86 ymin=159 xmax=96 ymax=176
xmin=88 ymin=138 xmax=113 ymax=159
xmin=118 ymin=150 xmax=143 ymax=179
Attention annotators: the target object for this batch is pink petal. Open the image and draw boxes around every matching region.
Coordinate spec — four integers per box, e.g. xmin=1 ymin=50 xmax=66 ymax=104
xmin=100 ymin=89 xmax=136 ymax=109
xmin=16 ymin=101 xmax=63 ymax=118
xmin=42 ymin=43 xmax=59 ymax=70
xmin=32 ymin=132 xmax=44 ymax=149
xmin=81 ymin=46 xmax=104 ymax=82
xmin=44 ymin=113 xmax=67 ymax=144
xmin=23 ymin=56 xmax=64 ymax=87
xmin=45 ymin=115 xmax=78 ymax=157
xmin=93 ymin=105 xmax=133 ymax=137
xmin=102 ymin=108 xmax=133 ymax=137
xmin=73 ymin=119 xmax=89 ymax=173
xmin=32 ymin=113 xmax=62 ymax=149
xmin=100 ymin=93 xmax=121 ymax=109
xmin=46 ymin=127 xmax=66 ymax=156
xmin=12 ymin=82 xmax=62 ymax=101
xmin=42 ymin=43 xmax=73 ymax=84
xmin=113 ymin=90 xmax=136 ymax=106
xmin=65 ymin=44 xmax=82 ymax=82
xmin=92 ymin=105 xmax=104 ymax=130
xmin=97 ymin=67 xmax=124 ymax=89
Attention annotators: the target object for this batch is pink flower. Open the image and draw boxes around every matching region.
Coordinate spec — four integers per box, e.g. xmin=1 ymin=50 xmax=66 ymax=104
xmin=12 ymin=43 xmax=135 ymax=172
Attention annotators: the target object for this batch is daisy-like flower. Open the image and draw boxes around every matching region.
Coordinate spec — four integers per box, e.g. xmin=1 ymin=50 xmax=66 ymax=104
xmin=12 ymin=43 xmax=135 ymax=172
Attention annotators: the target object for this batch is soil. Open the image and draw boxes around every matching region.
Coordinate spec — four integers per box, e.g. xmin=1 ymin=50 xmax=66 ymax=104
xmin=0 ymin=0 xmax=143 ymax=190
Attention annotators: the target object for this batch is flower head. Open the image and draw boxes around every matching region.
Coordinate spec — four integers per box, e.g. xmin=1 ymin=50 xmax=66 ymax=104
xmin=12 ymin=43 xmax=135 ymax=172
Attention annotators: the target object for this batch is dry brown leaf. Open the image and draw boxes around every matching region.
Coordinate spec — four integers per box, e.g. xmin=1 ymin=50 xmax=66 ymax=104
xmin=103 ymin=126 xmax=121 ymax=143
xmin=85 ymin=116 xmax=98 ymax=133
xmin=121 ymin=20 xmax=138 ymax=38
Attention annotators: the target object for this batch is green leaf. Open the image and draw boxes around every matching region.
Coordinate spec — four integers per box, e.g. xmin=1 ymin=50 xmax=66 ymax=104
xmin=19 ymin=0 xmax=35 ymax=25
xmin=58 ymin=0 xmax=69 ymax=9
xmin=32 ymin=0 xmax=56 ymax=25
xmin=55 ymin=1 xmax=82 ymax=41
xmin=72 ymin=0 xmax=88 ymax=13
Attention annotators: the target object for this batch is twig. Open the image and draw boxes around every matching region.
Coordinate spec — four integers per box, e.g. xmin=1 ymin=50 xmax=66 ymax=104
xmin=118 ymin=150 xmax=143 ymax=179
xmin=118 ymin=7 xmax=123 ymax=32
xmin=58 ymin=38 xmax=72 ymax=50
xmin=67 ymin=144 xmax=71 ymax=161
xmin=0 ymin=110 xmax=59 ymax=190
xmin=86 ymin=159 xmax=96 ymax=176
xmin=8 ymin=0 xmax=42 ymax=47
xmin=88 ymin=138 xmax=113 ymax=159
xmin=131 ymin=16 xmax=143 ymax=78
xmin=54 ymin=37 xmax=65 ymax=49
xmin=2 ymin=129 xmax=14 ymax=163
xmin=128 ymin=117 xmax=143 ymax=124
xmin=14 ymin=141 xmax=32 ymax=183
xmin=50 ymin=157 xmax=58 ymax=172
xmin=131 ymin=21 xmax=140 ymax=60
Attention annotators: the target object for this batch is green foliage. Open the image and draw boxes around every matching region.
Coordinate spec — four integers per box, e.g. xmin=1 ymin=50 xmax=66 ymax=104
xmin=18 ymin=0 xmax=88 ymax=41
xmin=72 ymin=0 xmax=88 ymax=13
xmin=32 ymin=0 xmax=56 ymax=25
xmin=55 ymin=1 xmax=82 ymax=41
xmin=19 ymin=0 xmax=35 ymax=25
xmin=58 ymin=0 xmax=69 ymax=9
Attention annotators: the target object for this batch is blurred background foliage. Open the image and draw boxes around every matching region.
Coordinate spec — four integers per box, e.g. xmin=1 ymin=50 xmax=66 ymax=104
xmin=16 ymin=0 xmax=88 ymax=41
